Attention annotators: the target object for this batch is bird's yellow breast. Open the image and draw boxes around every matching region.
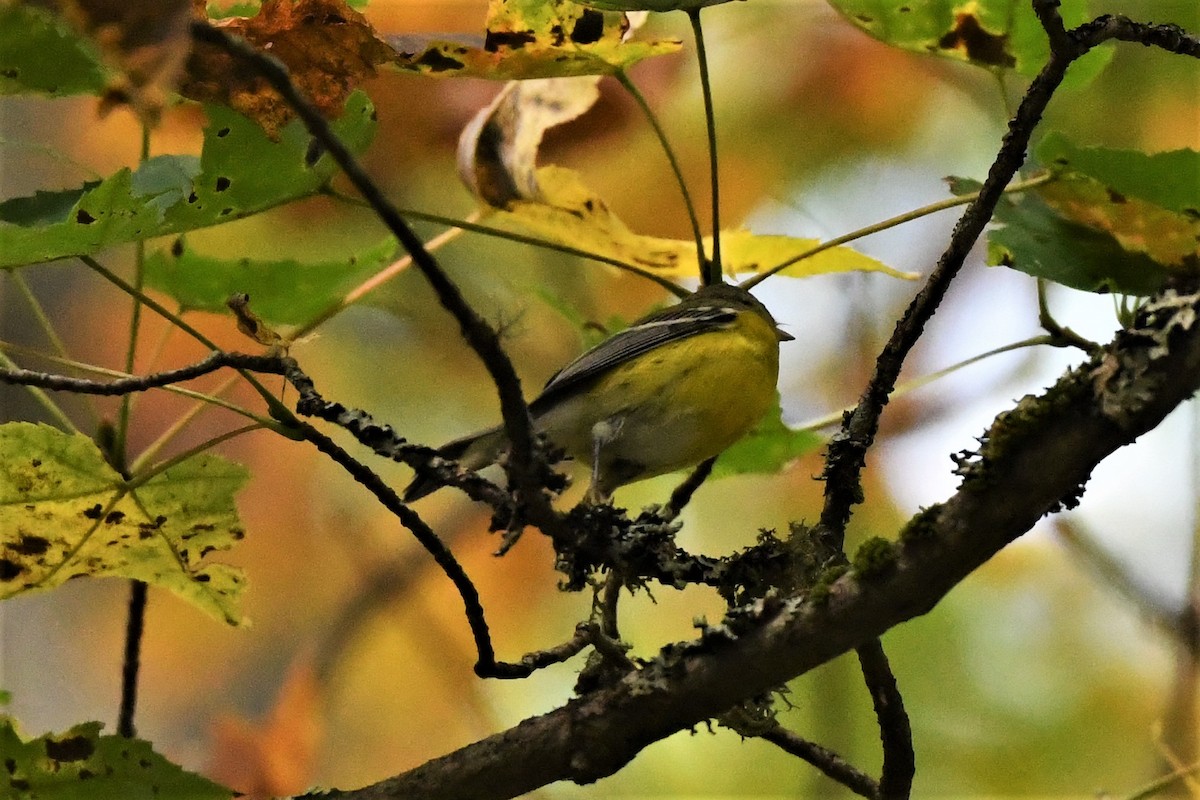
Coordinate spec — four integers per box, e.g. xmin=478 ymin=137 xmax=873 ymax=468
xmin=535 ymin=309 xmax=781 ymax=496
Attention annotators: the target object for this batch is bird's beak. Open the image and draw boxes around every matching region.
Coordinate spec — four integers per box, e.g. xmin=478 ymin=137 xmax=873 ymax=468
xmin=776 ymin=327 xmax=795 ymax=342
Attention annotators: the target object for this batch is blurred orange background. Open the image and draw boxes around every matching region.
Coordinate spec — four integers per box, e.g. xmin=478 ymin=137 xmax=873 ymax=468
xmin=2 ymin=0 xmax=1199 ymax=797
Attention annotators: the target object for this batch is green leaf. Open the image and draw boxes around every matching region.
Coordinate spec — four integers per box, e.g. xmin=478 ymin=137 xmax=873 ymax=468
xmin=0 ymin=717 xmax=234 ymax=800
xmin=827 ymin=0 xmax=1095 ymax=76
xmin=0 ymin=423 xmax=250 ymax=626
xmin=713 ymin=401 xmax=822 ymax=478
xmin=985 ymin=190 xmax=1170 ymax=295
xmin=386 ymin=0 xmax=680 ymax=79
xmin=0 ymin=91 xmax=377 ymax=269
xmin=1037 ymin=133 xmax=1200 ymax=217
xmin=0 ymin=183 xmax=103 ymax=228
xmin=1032 ymin=135 xmax=1200 ymax=272
xmin=0 ymin=5 xmax=108 ymax=97
xmin=144 ymin=235 xmax=399 ymax=325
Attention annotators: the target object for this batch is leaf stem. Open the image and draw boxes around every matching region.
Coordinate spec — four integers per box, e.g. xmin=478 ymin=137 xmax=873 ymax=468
xmin=614 ymin=69 xmax=706 ymax=276
xmin=8 ymin=272 xmax=95 ymax=428
xmin=687 ymin=8 xmax=722 ymax=286
xmin=115 ymin=123 xmax=153 ymax=463
xmin=293 ymin=217 xmax=473 ymax=339
xmin=1037 ymin=278 xmax=1100 ymax=353
xmin=792 ymin=334 xmax=1057 ymax=432
xmin=128 ymin=375 xmax=244 ymax=474
xmin=323 ymin=190 xmax=690 ymax=298
xmin=124 ymin=423 xmax=264 ymax=490
xmin=740 ymin=172 xmax=1056 ymax=291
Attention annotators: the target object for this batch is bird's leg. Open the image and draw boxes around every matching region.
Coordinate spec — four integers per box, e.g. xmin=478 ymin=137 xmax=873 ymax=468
xmin=586 ymin=418 xmax=621 ymax=505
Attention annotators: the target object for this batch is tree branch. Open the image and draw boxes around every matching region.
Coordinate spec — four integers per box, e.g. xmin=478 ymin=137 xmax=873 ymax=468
xmin=815 ymin=3 xmax=1200 ymax=550
xmin=298 ymin=284 xmax=1200 ymax=799
xmin=0 ymin=351 xmax=285 ymax=395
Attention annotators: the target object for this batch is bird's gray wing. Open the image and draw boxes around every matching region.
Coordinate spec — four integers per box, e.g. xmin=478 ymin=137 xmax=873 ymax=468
xmin=530 ymin=301 xmax=738 ymax=413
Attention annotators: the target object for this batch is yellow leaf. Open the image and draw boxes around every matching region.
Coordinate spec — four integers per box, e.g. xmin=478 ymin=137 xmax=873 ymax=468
xmin=491 ymin=166 xmax=911 ymax=280
xmin=387 ymin=0 xmax=680 ymax=79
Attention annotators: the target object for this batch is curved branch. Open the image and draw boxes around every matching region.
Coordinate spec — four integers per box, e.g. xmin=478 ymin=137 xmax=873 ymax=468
xmin=816 ymin=5 xmax=1200 ymax=549
xmin=188 ymin=21 xmax=558 ymax=533
xmin=856 ymin=641 xmax=914 ymax=798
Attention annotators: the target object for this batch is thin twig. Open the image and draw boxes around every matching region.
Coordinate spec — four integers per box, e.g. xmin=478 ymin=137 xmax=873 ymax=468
xmin=116 ymin=580 xmax=147 ymax=738
xmin=0 ymin=348 xmax=77 ymax=432
xmin=758 ymin=723 xmax=880 ymax=799
xmin=817 ymin=1 xmax=1083 ymax=547
xmin=663 ymin=456 xmax=717 ymax=520
xmin=290 ymin=417 xmax=532 ymax=679
xmin=857 ymin=641 xmax=914 ymax=798
xmin=0 ymin=352 xmax=286 ymax=396
xmin=0 ymin=342 xmax=269 ymax=426
xmin=615 ymin=69 xmax=706 ymax=277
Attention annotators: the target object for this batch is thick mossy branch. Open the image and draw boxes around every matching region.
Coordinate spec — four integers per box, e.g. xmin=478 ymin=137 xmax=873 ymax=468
xmin=302 ymin=285 xmax=1200 ymax=800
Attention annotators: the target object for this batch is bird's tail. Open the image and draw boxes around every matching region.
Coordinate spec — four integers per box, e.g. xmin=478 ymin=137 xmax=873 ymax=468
xmin=402 ymin=427 xmax=506 ymax=502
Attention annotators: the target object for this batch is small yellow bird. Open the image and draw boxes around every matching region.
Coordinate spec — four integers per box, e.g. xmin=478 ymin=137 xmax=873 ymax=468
xmin=404 ymin=281 xmax=792 ymax=504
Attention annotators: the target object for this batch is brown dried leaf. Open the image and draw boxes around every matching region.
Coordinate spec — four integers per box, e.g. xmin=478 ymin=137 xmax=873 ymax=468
xmin=457 ymin=77 xmax=602 ymax=207
xmin=183 ymin=0 xmax=394 ymax=139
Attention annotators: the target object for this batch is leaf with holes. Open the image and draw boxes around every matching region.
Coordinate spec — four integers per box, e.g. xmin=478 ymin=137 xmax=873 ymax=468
xmin=0 ymin=423 xmax=250 ymax=626
xmin=0 ymin=716 xmax=234 ymax=799
xmin=0 ymin=91 xmax=376 ymax=270
xmin=185 ymin=0 xmax=393 ymax=137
